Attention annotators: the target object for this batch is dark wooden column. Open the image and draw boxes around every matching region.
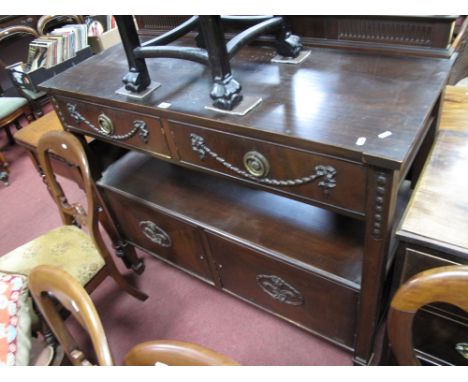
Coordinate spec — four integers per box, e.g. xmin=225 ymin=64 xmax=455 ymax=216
xmin=198 ymin=16 xmax=242 ymax=110
xmin=354 ymin=167 xmax=399 ymax=365
xmin=114 ymin=15 xmax=151 ymax=93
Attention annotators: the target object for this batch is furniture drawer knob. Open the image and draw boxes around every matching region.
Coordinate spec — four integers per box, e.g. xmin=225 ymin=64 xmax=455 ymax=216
xmin=243 ymin=151 xmax=270 ymax=178
xmin=66 ymin=103 xmax=149 ymax=143
xmin=190 ymin=133 xmax=337 ymax=192
xmin=97 ymin=113 xmax=114 ymax=135
xmin=256 ymin=274 xmax=304 ymax=306
xmin=139 ymin=221 xmax=172 ymax=247
xmin=456 ymin=343 xmax=468 ymax=359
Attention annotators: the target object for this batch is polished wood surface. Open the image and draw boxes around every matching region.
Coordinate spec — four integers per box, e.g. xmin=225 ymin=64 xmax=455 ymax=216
xmin=387 ymin=265 xmax=468 ymax=365
xmin=41 ymin=42 xmax=452 ymax=169
xmin=124 ymin=340 xmax=239 ymax=366
xmin=41 ymin=38 xmax=452 ymax=365
xmin=382 ymin=88 xmax=468 ymax=365
xmin=99 ymin=151 xmax=365 ymax=287
xmin=29 ymin=265 xmax=239 ymax=366
xmin=399 ymin=130 xmax=468 ymax=255
xmin=440 ymin=85 xmax=468 ymax=132
xmin=14 ymin=110 xmax=63 ymax=149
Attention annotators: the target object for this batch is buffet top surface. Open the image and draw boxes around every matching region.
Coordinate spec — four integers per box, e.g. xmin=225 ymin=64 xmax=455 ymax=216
xmin=41 ymin=41 xmax=454 ymax=169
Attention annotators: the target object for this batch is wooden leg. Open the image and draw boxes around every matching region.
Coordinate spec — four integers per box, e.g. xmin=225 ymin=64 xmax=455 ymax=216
xmin=114 ymin=16 xmax=151 ymax=93
xmin=198 ymin=16 xmax=242 ymax=111
xmin=4 ymin=125 xmax=15 ymax=145
xmin=353 ymin=168 xmax=399 ymax=365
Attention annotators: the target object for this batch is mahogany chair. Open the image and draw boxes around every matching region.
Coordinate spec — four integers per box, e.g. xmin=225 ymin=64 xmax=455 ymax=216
xmin=0 ymin=26 xmax=46 ymax=118
xmin=0 ymin=130 xmax=147 ymax=301
xmin=28 ymin=264 xmax=239 ymax=366
xmin=0 ymin=84 xmax=34 ymax=185
xmin=387 ymin=265 xmax=468 ymax=365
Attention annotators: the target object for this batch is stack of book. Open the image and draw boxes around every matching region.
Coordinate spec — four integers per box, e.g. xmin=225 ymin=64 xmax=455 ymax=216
xmin=26 ymin=24 xmax=88 ymax=71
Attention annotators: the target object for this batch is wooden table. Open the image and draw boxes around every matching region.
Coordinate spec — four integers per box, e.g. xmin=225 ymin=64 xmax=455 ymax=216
xmin=14 ymin=111 xmax=63 ymax=172
xmin=39 ymin=40 xmax=453 ymax=365
xmin=440 ymin=85 xmax=468 ymax=132
xmin=380 ymin=84 xmax=468 ymax=365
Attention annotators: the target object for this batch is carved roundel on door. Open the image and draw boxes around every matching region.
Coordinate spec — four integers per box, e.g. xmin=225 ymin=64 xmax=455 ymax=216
xmin=139 ymin=220 xmax=172 ymax=248
xmin=256 ymin=274 xmax=304 ymax=306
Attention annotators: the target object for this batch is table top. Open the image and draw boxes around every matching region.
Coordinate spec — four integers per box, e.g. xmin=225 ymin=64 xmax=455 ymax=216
xmin=14 ymin=111 xmax=63 ymax=149
xmin=398 ymin=129 xmax=468 ymax=258
xmin=440 ymin=85 xmax=468 ymax=132
xmin=40 ymin=42 xmax=453 ymax=170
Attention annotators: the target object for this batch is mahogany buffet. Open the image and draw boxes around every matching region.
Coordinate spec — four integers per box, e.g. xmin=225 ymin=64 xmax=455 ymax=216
xmin=39 ymin=16 xmax=455 ymax=365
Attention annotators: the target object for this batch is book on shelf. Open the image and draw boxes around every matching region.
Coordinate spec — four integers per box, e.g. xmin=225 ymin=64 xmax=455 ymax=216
xmin=24 ymin=23 xmax=88 ymax=72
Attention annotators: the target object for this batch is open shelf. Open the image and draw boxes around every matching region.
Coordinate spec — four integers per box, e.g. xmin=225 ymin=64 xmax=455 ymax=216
xmin=99 ymin=151 xmax=366 ymax=289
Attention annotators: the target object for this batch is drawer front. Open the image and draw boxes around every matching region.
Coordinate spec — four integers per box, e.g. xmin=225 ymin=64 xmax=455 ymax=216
xmin=400 ymin=247 xmax=460 ymax=284
xmin=102 ymin=189 xmax=214 ymax=283
xmin=55 ymin=96 xmax=171 ymax=158
xmin=207 ymin=232 xmax=358 ymax=348
xmin=414 ymin=309 xmax=468 ymax=365
xmin=169 ymin=121 xmax=366 ymax=214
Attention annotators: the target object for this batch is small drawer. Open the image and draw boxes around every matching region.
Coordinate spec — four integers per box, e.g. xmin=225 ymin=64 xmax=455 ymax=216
xmin=54 ymin=96 xmax=171 ymax=158
xmin=413 ymin=309 xmax=468 ymax=365
xmin=101 ymin=188 xmax=214 ymax=283
xmin=206 ymin=232 xmax=358 ymax=348
xmin=169 ymin=121 xmax=366 ymax=214
xmin=400 ymin=247 xmax=460 ymax=284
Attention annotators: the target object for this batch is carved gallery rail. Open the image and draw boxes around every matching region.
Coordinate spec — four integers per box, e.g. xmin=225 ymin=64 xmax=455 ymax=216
xmin=40 ymin=35 xmax=453 ymax=365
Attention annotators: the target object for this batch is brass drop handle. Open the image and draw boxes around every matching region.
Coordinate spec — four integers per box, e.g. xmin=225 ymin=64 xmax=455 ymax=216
xmin=243 ymin=151 xmax=270 ymax=178
xmin=456 ymin=343 xmax=468 ymax=359
xmin=190 ymin=133 xmax=337 ymax=192
xmin=97 ymin=113 xmax=114 ymax=135
xmin=66 ymin=103 xmax=149 ymax=143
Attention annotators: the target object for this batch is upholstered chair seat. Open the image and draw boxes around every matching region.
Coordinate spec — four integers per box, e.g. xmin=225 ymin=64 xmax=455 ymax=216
xmin=0 ymin=226 xmax=105 ymax=286
xmin=0 ymin=97 xmax=28 ymax=120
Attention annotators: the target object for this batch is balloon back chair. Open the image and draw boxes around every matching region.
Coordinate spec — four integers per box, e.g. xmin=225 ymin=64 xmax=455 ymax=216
xmin=0 ymin=130 xmax=147 ymax=301
xmin=28 ymin=264 xmax=238 ymax=366
xmin=387 ymin=265 xmax=468 ymax=365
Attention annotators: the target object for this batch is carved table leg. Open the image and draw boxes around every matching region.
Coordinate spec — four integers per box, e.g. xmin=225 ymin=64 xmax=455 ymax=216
xmin=353 ymin=168 xmax=399 ymax=365
xmin=275 ymin=18 xmax=303 ymax=58
xmin=115 ymin=15 xmax=151 ymax=93
xmin=198 ymin=16 xmax=242 ymax=111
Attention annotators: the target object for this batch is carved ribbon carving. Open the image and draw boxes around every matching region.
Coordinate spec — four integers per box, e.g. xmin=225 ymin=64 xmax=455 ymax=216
xmin=190 ymin=133 xmax=337 ymax=193
xmin=139 ymin=221 xmax=172 ymax=247
xmin=256 ymin=274 xmax=304 ymax=306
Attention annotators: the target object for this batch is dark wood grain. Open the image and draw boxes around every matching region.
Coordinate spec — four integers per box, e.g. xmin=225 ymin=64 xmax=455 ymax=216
xmin=207 ymin=231 xmax=358 ymax=349
xmin=40 ymin=41 xmax=452 ymax=170
xmin=98 ymin=151 xmax=365 ymax=287
xmin=43 ymin=34 xmax=452 ymax=365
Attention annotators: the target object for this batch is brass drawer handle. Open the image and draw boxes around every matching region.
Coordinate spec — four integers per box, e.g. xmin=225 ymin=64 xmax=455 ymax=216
xmin=256 ymin=274 xmax=304 ymax=306
xmin=139 ymin=221 xmax=172 ymax=248
xmin=456 ymin=343 xmax=468 ymax=360
xmin=190 ymin=133 xmax=336 ymax=192
xmin=67 ymin=103 xmax=149 ymax=143
xmin=243 ymin=151 xmax=270 ymax=178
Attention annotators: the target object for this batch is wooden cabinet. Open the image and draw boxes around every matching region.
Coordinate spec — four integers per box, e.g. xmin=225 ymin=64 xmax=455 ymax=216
xmin=386 ymin=130 xmax=468 ymax=365
xmin=40 ymin=35 xmax=453 ymax=365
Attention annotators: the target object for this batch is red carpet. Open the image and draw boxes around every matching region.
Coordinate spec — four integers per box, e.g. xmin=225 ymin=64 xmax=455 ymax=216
xmin=0 ymin=110 xmax=352 ymax=365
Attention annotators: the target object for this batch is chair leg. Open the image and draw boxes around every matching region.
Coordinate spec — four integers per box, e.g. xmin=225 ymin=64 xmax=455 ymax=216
xmin=4 ymin=125 xmax=15 ymax=145
xmin=107 ymin=262 xmax=148 ymax=301
xmin=0 ymin=170 xmax=8 ymax=186
xmin=13 ymin=119 xmax=22 ymax=131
